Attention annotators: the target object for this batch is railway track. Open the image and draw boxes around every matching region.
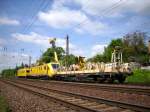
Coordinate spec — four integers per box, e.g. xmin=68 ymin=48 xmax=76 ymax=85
xmin=1 ymin=79 xmax=150 ymax=112
xmin=20 ymin=79 xmax=150 ymax=96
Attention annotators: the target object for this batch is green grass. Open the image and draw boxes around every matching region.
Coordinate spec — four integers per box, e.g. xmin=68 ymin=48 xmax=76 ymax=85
xmin=0 ymin=95 xmax=11 ymax=112
xmin=126 ymin=69 xmax=150 ymax=84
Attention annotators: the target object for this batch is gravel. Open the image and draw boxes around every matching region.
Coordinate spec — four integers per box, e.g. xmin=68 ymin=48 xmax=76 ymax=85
xmin=0 ymin=81 xmax=77 ymax=112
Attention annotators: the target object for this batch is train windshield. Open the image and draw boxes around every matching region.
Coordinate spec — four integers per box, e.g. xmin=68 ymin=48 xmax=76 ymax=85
xmin=51 ymin=64 xmax=59 ymax=69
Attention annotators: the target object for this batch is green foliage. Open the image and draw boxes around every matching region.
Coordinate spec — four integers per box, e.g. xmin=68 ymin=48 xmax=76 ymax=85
xmin=90 ymin=38 xmax=123 ymax=62
xmin=89 ymin=31 xmax=149 ymax=64
xmin=126 ymin=69 xmax=150 ymax=83
xmin=87 ymin=54 xmax=104 ymax=62
xmin=40 ymin=47 xmax=65 ymax=63
xmin=39 ymin=47 xmax=77 ymax=67
xmin=104 ymin=38 xmax=123 ymax=62
xmin=1 ymin=69 xmax=16 ymax=78
xmin=0 ymin=95 xmax=11 ymax=112
xmin=61 ymin=54 xmax=77 ymax=66
xmin=122 ymin=32 xmax=149 ymax=63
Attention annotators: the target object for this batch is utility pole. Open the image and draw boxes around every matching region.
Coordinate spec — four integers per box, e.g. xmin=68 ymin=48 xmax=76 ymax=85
xmin=66 ymin=35 xmax=69 ymax=56
xmin=65 ymin=35 xmax=69 ymax=68
xmin=29 ymin=56 xmax=32 ymax=67
xmin=148 ymin=40 xmax=150 ymax=63
xmin=148 ymin=40 xmax=150 ymax=54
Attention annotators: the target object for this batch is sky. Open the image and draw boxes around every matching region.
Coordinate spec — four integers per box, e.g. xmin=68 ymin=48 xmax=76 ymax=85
xmin=0 ymin=0 xmax=150 ymax=71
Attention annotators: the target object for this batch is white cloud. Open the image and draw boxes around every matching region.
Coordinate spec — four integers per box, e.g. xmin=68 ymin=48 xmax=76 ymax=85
xmin=12 ymin=32 xmax=109 ymax=57
xmin=12 ymin=32 xmax=90 ymax=57
xmin=12 ymin=32 xmax=75 ymax=49
xmin=0 ymin=38 xmax=6 ymax=46
xmin=0 ymin=17 xmax=20 ymax=25
xmin=12 ymin=32 xmax=49 ymax=47
xmin=39 ymin=9 xmax=86 ymax=29
xmin=51 ymin=0 xmax=150 ymax=18
xmin=38 ymin=2 xmax=107 ymax=35
xmin=91 ymin=44 xmax=107 ymax=56
xmin=74 ymin=0 xmax=150 ymax=16
xmin=12 ymin=32 xmax=81 ymax=54
xmin=38 ymin=0 xmax=150 ymax=36
xmin=74 ymin=0 xmax=120 ymax=17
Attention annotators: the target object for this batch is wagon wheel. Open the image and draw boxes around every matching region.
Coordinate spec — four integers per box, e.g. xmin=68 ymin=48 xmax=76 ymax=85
xmin=118 ymin=76 xmax=126 ymax=83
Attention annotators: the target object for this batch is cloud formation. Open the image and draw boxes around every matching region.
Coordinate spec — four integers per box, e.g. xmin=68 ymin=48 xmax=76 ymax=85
xmin=0 ymin=38 xmax=6 ymax=46
xmin=38 ymin=0 xmax=150 ymax=35
xmin=12 ymin=32 xmax=84 ymax=56
xmin=0 ymin=17 xmax=20 ymax=25
xmin=38 ymin=1 xmax=107 ymax=35
xmin=12 ymin=32 xmax=75 ymax=49
xmin=74 ymin=0 xmax=150 ymax=17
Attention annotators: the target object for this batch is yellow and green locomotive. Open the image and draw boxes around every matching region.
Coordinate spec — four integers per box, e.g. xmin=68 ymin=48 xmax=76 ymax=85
xmin=17 ymin=62 xmax=59 ymax=79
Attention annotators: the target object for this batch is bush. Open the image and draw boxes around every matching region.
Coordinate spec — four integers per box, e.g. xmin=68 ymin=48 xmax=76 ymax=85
xmin=1 ymin=69 xmax=16 ymax=78
xmin=126 ymin=69 xmax=150 ymax=84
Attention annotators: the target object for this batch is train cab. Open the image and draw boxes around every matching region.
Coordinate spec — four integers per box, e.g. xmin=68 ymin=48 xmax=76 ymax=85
xmin=17 ymin=68 xmax=30 ymax=78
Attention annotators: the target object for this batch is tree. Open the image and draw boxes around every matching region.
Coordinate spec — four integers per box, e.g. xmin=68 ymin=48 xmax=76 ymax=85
xmin=1 ymin=68 xmax=16 ymax=78
xmin=39 ymin=47 xmax=65 ymax=63
xmin=61 ymin=54 xmax=77 ymax=66
xmin=123 ymin=31 xmax=149 ymax=63
xmin=87 ymin=54 xmax=104 ymax=62
xmin=88 ymin=31 xmax=149 ymax=64
xmin=103 ymin=38 xmax=123 ymax=62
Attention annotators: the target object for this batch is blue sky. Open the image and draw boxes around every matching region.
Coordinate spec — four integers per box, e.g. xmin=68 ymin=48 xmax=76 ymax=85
xmin=0 ymin=0 xmax=150 ymax=71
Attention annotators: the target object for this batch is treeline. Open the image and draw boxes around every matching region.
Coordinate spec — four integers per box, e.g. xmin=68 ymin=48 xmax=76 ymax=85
xmin=1 ymin=68 xmax=16 ymax=78
xmin=0 ymin=64 xmax=24 ymax=78
xmin=88 ymin=31 xmax=149 ymax=64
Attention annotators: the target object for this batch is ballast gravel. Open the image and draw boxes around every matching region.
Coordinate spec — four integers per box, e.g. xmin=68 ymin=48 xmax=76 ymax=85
xmin=0 ymin=81 xmax=77 ymax=112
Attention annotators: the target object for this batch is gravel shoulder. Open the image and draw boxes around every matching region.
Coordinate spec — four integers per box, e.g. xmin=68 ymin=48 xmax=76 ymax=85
xmin=0 ymin=81 xmax=77 ymax=112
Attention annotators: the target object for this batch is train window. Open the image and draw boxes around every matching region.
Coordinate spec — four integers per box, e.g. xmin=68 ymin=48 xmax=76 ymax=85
xmin=52 ymin=64 xmax=59 ymax=69
xmin=26 ymin=70 xmax=30 ymax=73
xmin=44 ymin=66 xmax=46 ymax=70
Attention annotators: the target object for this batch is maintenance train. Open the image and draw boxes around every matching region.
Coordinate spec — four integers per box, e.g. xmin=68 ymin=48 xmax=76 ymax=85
xmin=17 ymin=39 xmax=132 ymax=83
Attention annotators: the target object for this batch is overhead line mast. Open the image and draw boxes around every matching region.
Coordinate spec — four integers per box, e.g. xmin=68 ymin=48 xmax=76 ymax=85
xmin=66 ymin=35 xmax=69 ymax=56
xmin=65 ymin=35 xmax=69 ymax=68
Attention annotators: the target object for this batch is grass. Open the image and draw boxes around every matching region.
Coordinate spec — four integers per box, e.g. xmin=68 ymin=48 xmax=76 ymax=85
xmin=125 ymin=69 xmax=150 ymax=84
xmin=0 ymin=95 xmax=11 ymax=112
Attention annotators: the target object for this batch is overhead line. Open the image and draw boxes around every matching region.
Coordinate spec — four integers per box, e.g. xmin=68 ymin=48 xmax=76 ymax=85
xmin=22 ymin=0 xmax=51 ymax=34
xmin=74 ymin=0 xmax=125 ymax=28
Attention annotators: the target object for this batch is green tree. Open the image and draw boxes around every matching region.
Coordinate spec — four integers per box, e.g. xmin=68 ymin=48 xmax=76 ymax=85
xmin=40 ymin=47 xmax=65 ymax=63
xmin=123 ymin=31 xmax=149 ymax=63
xmin=1 ymin=68 xmax=16 ymax=78
xmin=88 ymin=31 xmax=149 ymax=64
xmin=87 ymin=54 xmax=104 ymax=62
xmin=61 ymin=54 xmax=77 ymax=66
xmin=103 ymin=38 xmax=123 ymax=62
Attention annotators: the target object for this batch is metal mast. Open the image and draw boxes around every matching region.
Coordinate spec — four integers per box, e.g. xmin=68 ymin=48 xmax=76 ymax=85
xmin=66 ymin=35 xmax=69 ymax=56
